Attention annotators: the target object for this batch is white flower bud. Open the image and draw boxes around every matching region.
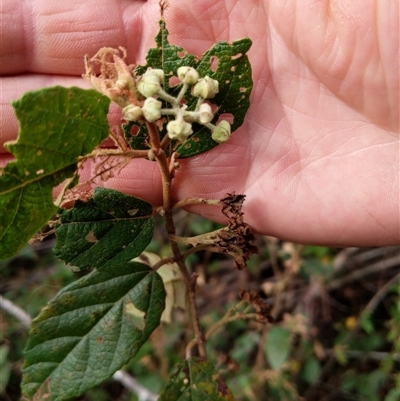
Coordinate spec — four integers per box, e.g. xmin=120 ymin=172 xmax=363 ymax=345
xmin=137 ymin=68 xmax=164 ymax=98
xmin=142 ymin=98 xmax=162 ymax=122
xmin=192 ymin=76 xmax=219 ymax=99
xmin=177 ymin=66 xmax=199 ymax=85
xmin=167 ymin=119 xmax=193 ymax=142
xmin=198 ymin=103 xmax=213 ymax=124
xmin=211 ymin=120 xmax=231 ymax=143
xmin=151 ymin=68 xmax=165 ymax=82
xmin=122 ymin=104 xmax=143 ymax=121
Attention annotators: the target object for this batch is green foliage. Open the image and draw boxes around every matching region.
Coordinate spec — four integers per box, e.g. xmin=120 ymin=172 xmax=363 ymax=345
xmin=265 ymin=326 xmax=292 ymax=371
xmin=0 ymin=87 xmax=110 ymax=258
xmin=54 ymin=188 xmax=154 ymax=273
xmin=0 ymin=344 xmax=11 ymax=393
xmin=22 ymin=262 xmax=165 ymax=400
xmin=159 ymin=358 xmax=235 ymax=401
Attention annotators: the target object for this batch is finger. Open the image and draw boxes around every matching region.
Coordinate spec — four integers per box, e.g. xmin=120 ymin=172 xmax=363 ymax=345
xmin=0 ymin=75 xmax=89 ymax=150
xmin=1 ymin=0 xmax=160 ymax=76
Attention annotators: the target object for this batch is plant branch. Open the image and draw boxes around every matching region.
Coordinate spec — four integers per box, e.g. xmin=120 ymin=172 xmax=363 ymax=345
xmin=153 ymin=128 xmax=206 ymax=359
xmin=173 ymin=197 xmax=221 ymax=209
xmin=112 ymin=370 xmax=158 ymax=401
xmin=0 ymin=294 xmax=31 ymax=328
xmin=303 ymin=270 xmax=400 ymax=399
xmin=79 ymin=148 xmax=149 ymax=160
xmin=204 ymin=300 xmax=253 ymax=341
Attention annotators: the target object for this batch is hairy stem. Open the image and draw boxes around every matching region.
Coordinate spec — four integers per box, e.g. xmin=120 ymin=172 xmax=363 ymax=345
xmin=151 ymin=123 xmax=206 ymax=359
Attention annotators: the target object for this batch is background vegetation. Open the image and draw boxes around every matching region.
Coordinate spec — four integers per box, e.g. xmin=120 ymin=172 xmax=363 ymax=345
xmin=1 ymin=211 xmax=399 ymax=401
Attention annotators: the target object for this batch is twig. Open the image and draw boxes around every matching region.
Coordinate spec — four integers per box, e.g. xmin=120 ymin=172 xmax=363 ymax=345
xmin=0 ymin=294 xmax=32 ymax=328
xmin=324 ymin=349 xmax=400 ymax=362
xmin=153 ymin=127 xmax=206 ymax=359
xmin=173 ymin=198 xmax=220 ymax=209
xmin=303 ymin=271 xmax=400 ymax=399
xmin=112 ymin=370 xmax=158 ymax=401
xmin=327 ymin=254 xmax=400 ymax=290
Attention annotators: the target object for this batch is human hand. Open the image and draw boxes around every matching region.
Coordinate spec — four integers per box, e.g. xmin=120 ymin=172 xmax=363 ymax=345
xmin=1 ymin=0 xmax=398 ymax=246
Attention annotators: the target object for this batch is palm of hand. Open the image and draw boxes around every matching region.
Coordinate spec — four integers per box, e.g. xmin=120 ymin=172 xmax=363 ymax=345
xmin=1 ymin=0 xmax=398 ymax=246
xmin=168 ymin=1 xmax=398 ymax=246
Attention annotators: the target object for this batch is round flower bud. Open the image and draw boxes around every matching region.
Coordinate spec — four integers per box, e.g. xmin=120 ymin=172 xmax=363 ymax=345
xmin=137 ymin=69 xmax=164 ymax=98
xmin=192 ymin=76 xmax=219 ymax=99
xmin=167 ymin=119 xmax=193 ymax=142
xmin=142 ymin=98 xmax=162 ymax=122
xmin=122 ymin=104 xmax=143 ymax=121
xmin=198 ymin=103 xmax=213 ymax=124
xmin=177 ymin=66 xmax=199 ymax=85
xmin=150 ymin=68 xmax=165 ymax=82
xmin=211 ymin=120 xmax=231 ymax=143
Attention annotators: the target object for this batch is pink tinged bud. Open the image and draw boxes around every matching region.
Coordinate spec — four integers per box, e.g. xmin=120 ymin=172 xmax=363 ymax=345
xmin=142 ymin=98 xmax=162 ymax=122
xmin=177 ymin=66 xmax=199 ymax=85
xmin=113 ymin=55 xmax=135 ymax=91
xmin=198 ymin=103 xmax=213 ymax=124
xmin=167 ymin=119 xmax=193 ymax=141
xmin=211 ymin=121 xmax=231 ymax=143
xmin=192 ymin=76 xmax=219 ymax=99
xmin=123 ymin=105 xmax=143 ymax=121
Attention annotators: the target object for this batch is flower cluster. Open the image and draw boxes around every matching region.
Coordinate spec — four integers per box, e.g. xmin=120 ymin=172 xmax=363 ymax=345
xmin=84 ymin=48 xmax=231 ymax=144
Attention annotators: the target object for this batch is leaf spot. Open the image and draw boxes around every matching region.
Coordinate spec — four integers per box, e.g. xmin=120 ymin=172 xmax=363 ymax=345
xmin=85 ymin=230 xmax=98 ymax=243
xmin=127 ymin=209 xmax=139 ymax=216
xmin=125 ymin=302 xmax=146 ymax=330
xmin=177 ymin=50 xmax=186 ymax=59
xmin=96 ymin=336 xmax=103 ymax=344
xmin=36 ymin=169 xmax=44 ymax=175
xmin=240 ymin=87 xmax=246 ymax=92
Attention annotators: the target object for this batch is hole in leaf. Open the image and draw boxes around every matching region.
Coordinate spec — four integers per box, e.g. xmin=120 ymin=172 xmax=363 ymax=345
xmin=210 ymin=56 xmax=219 ymax=72
xmin=177 ymin=50 xmax=186 ymax=59
xmin=231 ymin=66 xmax=236 ymax=72
xmin=130 ymin=125 xmax=139 ymax=136
xmin=231 ymin=53 xmax=243 ymax=60
xmin=217 ymin=113 xmax=234 ymax=125
xmin=169 ymin=76 xmax=180 ymax=87
xmin=225 ymin=80 xmax=230 ymax=84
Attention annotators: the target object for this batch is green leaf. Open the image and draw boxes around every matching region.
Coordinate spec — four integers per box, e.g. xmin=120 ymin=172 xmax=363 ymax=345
xmin=22 ymin=261 xmax=165 ymax=401
xmin=0 ymin=345 xmax=11 ymax=393
xmin=126 ymin=20 xmax=252 ymax=158
xmin=0 ymin=87 xmax=110 ymax=258
xmin=54 ymin=188 xmax=154 ymax=273
xmin=159 ymin=358 xmax=235 ymax=401
xmin=265 ymin=326 xmax=292 ymax=371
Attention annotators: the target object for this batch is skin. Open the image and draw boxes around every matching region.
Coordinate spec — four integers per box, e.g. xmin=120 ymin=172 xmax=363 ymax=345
xmin=1 ymin=0 xmax=399 ymax=246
